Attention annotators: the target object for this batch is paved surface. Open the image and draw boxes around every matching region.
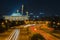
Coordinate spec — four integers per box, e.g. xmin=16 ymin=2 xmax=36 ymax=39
xmin=29 ymin=24 xmax=60 ymax=40
xmin=0 ymin=29 xmax=14 ymax=40
xmin=6 ymin=29 xmax=20 ymax=40
xmin=0 ymin=24 xmax=60 ymax=40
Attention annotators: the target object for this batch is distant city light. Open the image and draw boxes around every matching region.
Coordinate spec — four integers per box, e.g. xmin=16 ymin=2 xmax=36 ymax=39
xmin=34 ymin=28 xmax=37 ymax=31
xmin=40 ymin=13 xmax=44 ymax=14
xmin=55 ymin=15 xmax=59 ymax=16
xmin=33 ymin=16 xmax=36 ymax=18
xmin=30 ymin=13 xmax=33 ymax=15
xmin=28 ymin=16 xmax=30 ymax=17
xmin=37 ymin=16 xmax=39 ymax=18
xmin=33 ymin=16 xmax=39 ymax=18
xmin=33 ymin=19 xmax=35 ymax=20
xmin=26 ymin=11 xmax=28 ymax=14
xmin=17 ymin=10 xmax=19 ymax=13
xmin=57 ymin=22 xmax=60 ymax=25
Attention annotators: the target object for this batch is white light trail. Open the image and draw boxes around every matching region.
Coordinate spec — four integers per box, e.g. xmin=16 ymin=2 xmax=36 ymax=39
xmin=12 ymin=29 xmax=20 ymax=40
xmin=24 ymin=24 xmax=35 ymax=28
xmin=5 ymin=29 xmax=20 ymax=40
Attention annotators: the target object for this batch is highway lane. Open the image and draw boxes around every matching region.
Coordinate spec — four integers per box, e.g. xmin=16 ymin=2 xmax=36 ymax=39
xmin=29 ymin=24 xmax=60 ymax=40
xmin=12 ymin=29 xmax=20 ymax=40
xmin=42 ymin=29 xmax=60 ymax=39
xmin=0 ymin=29 xmax=14 ymax=40
xmin=17 ymin=24 xmax=60 ymax=40
xmin=5 ymin=29 xmax=20 ymax=40
xmin=0 ymin=24 xmax=60 ymax=40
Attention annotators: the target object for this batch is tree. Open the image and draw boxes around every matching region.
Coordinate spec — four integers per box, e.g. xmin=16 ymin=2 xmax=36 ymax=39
xmin=31 ymin=34 xmax=45 ymax=40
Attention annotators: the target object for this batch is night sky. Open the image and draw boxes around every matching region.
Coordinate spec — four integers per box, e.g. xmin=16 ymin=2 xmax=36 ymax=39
xmin=0 ymin=0 xmax=60 ymax=17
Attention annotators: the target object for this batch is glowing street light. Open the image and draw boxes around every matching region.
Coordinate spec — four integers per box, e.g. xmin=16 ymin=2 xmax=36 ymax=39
xmin=37 ymin=16 xmax=39 ymax=18
xmin=2 ymin=22 xmax=4 ymax=25
xmin=5 ymin=20 xmax=8 ymax=23
xmin=33 ymin=16 xmax=36 ymax=18
xmin=57 ymin=22 xmax=60 ymax=25
xmin=53 ymin=22 xmax=55 ymax=24
xmin=34 ymin=28 xmax=37 ymax=31
xmin=17 ymin=10 xmax=19 ymax=13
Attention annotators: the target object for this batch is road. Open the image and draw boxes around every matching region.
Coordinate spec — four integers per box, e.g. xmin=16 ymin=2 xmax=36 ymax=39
xmin=0 ymin=29 xmax=14 ymax=40
xmin=0 ymin=28 xmax=20 ymax=40
xmin=29 ymin=24 xmax=60 ymax=40
xmin=5 ymin=29 xmax=20 ymax=40
xmin=0 ymin=24 xmax=60 ymax=40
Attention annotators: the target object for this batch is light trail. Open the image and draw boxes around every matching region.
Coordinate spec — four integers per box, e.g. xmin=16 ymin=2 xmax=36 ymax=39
xmin=5 ymin=30 xmax=16 ymax=40
xmin=29 ymin=26 xmax=60 ymax=40
xmin=24 ymin=24 xmax=35 ymax=28
xmin=38 ymin=30 xmax=60 ymax=40
xmin=12 ymin=29 xmax=20 ymax=40
xmin=52 ymin=33 xmax=60 ymax=38
xmin=5 ymin=29 xmax=20 ymax=40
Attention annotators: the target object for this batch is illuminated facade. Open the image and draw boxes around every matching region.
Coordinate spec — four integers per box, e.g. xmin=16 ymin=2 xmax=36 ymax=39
xmin=3 ymin=16 xmax=28 ymax=21
xmin=3 ymin=5 xmax=29 ymax=21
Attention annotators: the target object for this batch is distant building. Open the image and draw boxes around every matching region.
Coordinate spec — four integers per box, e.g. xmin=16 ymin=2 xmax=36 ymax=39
xmin=3 ymin=5 xmax=29 ymax=21
xmin=11 ymin=10 xmax=22 ymax=16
